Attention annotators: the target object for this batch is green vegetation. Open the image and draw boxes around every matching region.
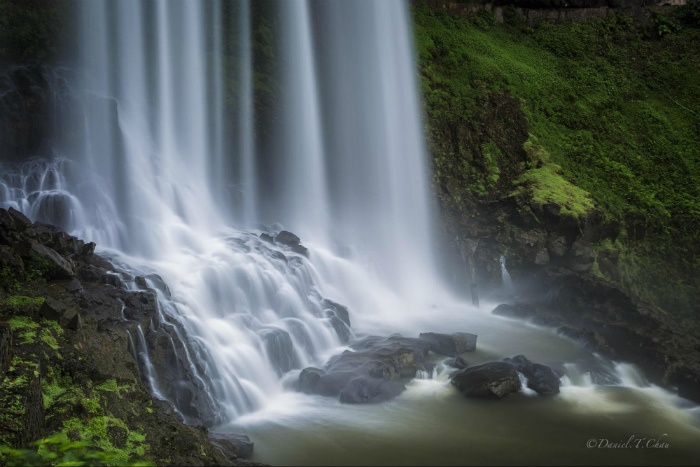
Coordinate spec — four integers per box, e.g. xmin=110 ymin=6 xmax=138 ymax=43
xmin=413 ymin=5 xmax=700 ymax=322
xmin=512 ymin=137 xmax=596 ymax=218
xmin=0 ymin=433 xmax=152 ymax=467
xmin=0 ymin=0 xmax=74 ymax=64
xmin=3 ymin=295 xmax=44 ymax=307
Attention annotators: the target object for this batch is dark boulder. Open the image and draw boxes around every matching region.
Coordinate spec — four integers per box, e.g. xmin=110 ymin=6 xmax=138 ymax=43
xmin=338 ymin=377 xmax=406 ymax=404
xmin=209 ymin=432 xmax=255 ymax=460
xmin=419 ymin=332 xmax=477 ymax=356
xmin=322 ymin=298 xmax=350 ymax=327
xmin=259 ymin=233 xmax=274 ymax=243
xmin=316 ymin=371 xmax=358 ymax=397
xmin=299 ymin=367 xmax=325 ymax=394
xmin=299 ymin=334 xmax=432 ymax=403
xmin=503 ymin=355 xmax=560 ymax=395
xmin=290 ymin=244 xmax=309 ymax=257
xmin=274 ymin=230 xmax=300 ymax=246
xmin=451 ymin=361 xmax=520 ymax=399
xmin=19 ymin=240 xmax=76 ymax=279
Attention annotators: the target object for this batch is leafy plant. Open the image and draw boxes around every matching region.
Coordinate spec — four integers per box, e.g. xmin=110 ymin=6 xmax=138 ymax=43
xmin=0 ymin=433 xmax=152 ymax=467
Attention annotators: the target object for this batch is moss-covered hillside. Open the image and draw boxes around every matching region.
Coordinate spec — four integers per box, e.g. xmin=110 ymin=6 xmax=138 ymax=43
xmin=414 ymin=4 xmax=700 ymax=325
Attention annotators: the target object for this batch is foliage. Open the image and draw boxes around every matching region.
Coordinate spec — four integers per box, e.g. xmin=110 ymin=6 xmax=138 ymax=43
xmin=0 ymin=433 xmax=153 ymax=467
xmin=3 ymin=295 xmax=45 ymax=308
xmin=677 ymin=0 xmax=700 ymax=27
xmin=0 ymin=0 xmax=73 ymax=64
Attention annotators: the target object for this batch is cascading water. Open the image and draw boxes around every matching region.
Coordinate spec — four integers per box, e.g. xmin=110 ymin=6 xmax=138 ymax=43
xmin=2 ymin=0 xmax=700 ymax=463
xmin=1 ymin=0 xmax=443 ymax=422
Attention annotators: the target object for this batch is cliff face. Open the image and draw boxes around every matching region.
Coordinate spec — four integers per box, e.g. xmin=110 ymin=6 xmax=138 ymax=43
xmin=414 ymin=2 xmax=700 ymax=400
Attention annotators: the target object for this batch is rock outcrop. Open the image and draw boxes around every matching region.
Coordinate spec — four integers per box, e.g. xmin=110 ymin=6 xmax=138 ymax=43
xmin=0 ymin=208 xmax=259 ymax=465
xmin=492 ymin=267 xmax=700 ymax=403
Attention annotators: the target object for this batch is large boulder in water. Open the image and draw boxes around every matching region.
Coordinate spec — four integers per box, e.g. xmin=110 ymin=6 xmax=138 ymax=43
xmin=298 ymin=334 xmax=433 ymax=403
xmin=339 ymin=377 xmax=406 ymax=404
xmin=274 ymin=230 xmax=300 ymax=246
xmin=503 ymin=354 xmax=560 ymax=395
xmin=451 ymin=361 xmax=520 ymax=399
xmin=419 ymin=332 xmax=477 ymax=356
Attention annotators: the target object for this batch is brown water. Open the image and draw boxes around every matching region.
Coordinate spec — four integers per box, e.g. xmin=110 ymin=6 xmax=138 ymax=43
xmin=218 ymin=303 xmax=700 ymax=466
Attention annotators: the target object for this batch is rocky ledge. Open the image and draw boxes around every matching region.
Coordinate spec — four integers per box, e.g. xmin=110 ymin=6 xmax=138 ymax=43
xmin=492 ymin=266 xmax=700 ymax=403
xmin=0 ymin=207 xmax=261 ymax=465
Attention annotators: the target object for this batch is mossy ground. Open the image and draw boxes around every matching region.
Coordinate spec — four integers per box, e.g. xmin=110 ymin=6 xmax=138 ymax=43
xmin=413 ymin=4 xmax=700 ymax=324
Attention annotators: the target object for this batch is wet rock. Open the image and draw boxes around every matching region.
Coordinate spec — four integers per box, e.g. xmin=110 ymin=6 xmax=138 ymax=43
xmin=7 ymin=207 xmax=32 ymax=230
xmin=299 ymin=367 xmax=325 ymax=394
xmin=39 ymin=296 xmax=66 ymax=321
xmin=210 ymin=432 xmax=255 ymax=460
xmin=451 ymin=361 xmax=520 ymax=398
xmin=260 ymin=328 xmax=300 ymax=376
xmin=274 ymin=230 xmax=300 ymax=246
xmin=322 ymin=298 xmax=350 ymax=327
xmin=534 ymin=248 xmax=550 ymax=265
xmin=419 ymin=332 xmax=477 ymax=356
xmin=135 ymin=273 xmax=171 ymax=298
xmin=503 ymin=354 xmax=560 ymax=395
xmin=444 ymin=356 xmax=469 ymax=369
xmin=338 ymin=377 xmax=406 ymax=404
xmin=300 ymin=334 xmax=431 ymax=403
xmin=259 ymin=233 xmax=274 ymax=243
xmin=22 ymin=240 xmax=76 ymax=279
xmin=547 ymin=235 xmax=568 ymax=258
xmin=329 ymin=315 xmax=351 ymax=344
xmin=0 ymin=245 xmax=24 ymax=273
xmin=569 ymin=238 xmax=595 ymax=272
xmin=316 ymin=371 xmax=358 ymax=397
xmin=64 ymin=310 xmax=84 ymax=331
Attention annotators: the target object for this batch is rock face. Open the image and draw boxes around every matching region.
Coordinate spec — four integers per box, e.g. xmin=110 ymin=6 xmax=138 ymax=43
xmin=0 ymin=208 xmax=257 ymax=465
xmin=492 ymin=267 xmax=700 ymax=403
xmin=451 ymin=362 xmax=521 ymax=398
xmin=503 ymin=354 xmax=560 ymax=395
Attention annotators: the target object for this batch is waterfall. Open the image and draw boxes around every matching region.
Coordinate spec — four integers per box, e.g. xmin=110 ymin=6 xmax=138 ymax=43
xmin=0 ymin=0 xmax=444 ymax=424
xmin=499 ymin=255 xmax=515 ymax=295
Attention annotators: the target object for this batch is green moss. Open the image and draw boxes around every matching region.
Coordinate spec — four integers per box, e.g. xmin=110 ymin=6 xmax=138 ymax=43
xmin=2 ymin=296 xmax=45 ymax=308
xmin=512 ymin=139 xmax=596 ymax=218
xmin=95 ymin=379 xmax=127 ymax=396
xmin=42 ymin=381 xmax=67 ymax=410
xmin=61 ymin=416 xmax=149 ymax=466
